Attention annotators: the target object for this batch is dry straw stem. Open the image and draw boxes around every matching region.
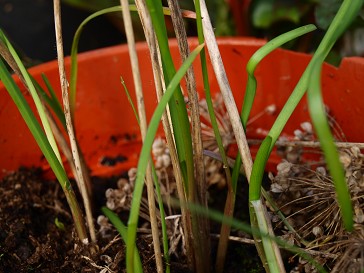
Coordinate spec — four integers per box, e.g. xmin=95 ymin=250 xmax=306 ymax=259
xmin=248 ymin=139 xmax=364 ymax=149
xmin=196 ymin=0 xmax=252 ymax=178
xmin=196 ymin=0 xmax=285 ymax=271
xmin=134 ymin=0 xmax=196 ymax=269
xmin=119 ymin=1 xmax=164 ymax=272
xmin=211 ymin=234 xmax=339 ymax=259
xmin=166 ymin=0 xmax=211 ymax=271
xmin=53 ymin=0 xmax=96 ymax=244
xmin=167 ymin=0 xmax=206 ymax=208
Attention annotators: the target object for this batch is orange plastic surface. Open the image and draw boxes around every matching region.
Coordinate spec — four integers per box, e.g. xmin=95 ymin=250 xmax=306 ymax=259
xmin=1 ymin=37 xmax=364 ymax=179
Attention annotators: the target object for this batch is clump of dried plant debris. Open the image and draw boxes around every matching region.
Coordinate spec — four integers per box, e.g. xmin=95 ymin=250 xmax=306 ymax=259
xmin=269 ymin=122 xmax=364 ymax=273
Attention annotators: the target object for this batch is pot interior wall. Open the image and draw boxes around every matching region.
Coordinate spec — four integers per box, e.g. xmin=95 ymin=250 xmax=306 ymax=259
xmin=1 ymin=37 xmax=363 ymax=178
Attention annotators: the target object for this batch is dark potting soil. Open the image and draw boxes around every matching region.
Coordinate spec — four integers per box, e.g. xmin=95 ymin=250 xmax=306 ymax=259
xmin=0 ymin=168 xmax=265 ymax=273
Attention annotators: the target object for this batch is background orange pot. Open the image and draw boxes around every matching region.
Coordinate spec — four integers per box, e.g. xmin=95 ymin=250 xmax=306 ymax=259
xmin=1 ymin=37 xmax=363 ymax=179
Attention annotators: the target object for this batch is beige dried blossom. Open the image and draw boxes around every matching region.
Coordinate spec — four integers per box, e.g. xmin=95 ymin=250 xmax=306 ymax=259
xmin=105 ymin=177 xmax=134 ymax=212
xmin=97 ymin=215 xmax=113 ymax=238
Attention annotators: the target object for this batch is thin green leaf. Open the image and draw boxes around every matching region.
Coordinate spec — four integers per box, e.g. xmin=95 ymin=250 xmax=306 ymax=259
xmin=126 ymin=43 xmax=204 ymax=273
xmin=307 ymin=60 xmax=353 ymax=230
xmin=151 ymin=165 xmax=170 ymax=273
xmin=41 ymin=74 xmax=66 ymax=125
xmin=241 ymin=24 xmax=316 ymax=127
xmin=145 ymin=0 xmax=195 ymax=197
xmin=0 ymin=29 xmax=63 ymax=163
xmin=249 ymin=136 xmax=272 ymax=202
xmin=120 ymin=76 xmax=140 ymax=125
xmin=31 ymin=75 xmax=66 ymax=129
xmin=250 ymin=200 xmax=281 ymax=273
xmin=0 ymin=58 xmax=87 ymax=241
xmin=101 ymin=207 xmax=143 ymax=273
xmin=231 ymin=25 xmax=317 ymax=203
xmin=54 ymin=217 xmax=66 ymax=231
xmin=119 ymin=76 xmax=170 ymax=272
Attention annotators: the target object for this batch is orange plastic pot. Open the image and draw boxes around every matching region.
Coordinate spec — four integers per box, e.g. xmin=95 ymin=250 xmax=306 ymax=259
xmin=1 ymin=37 xmax=364 ymax=179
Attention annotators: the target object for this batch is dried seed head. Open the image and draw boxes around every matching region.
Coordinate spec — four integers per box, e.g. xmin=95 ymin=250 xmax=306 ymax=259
xmin=294 ymin=129 xmax=303 ymax=139
xmin=351 ymin=145 xmax=361 ymax=157
xmin=316 ymin=166 xmax=327 ymax=177
xmin=265 ymin=104 xmax=276 ymax=114
xmin=277 ymin=161 xmax=292 ymax=176
xmin=271 ymin=183 xmax=284 ymax=193
xmin=117 ymin=178 xmax=129 ymax=190
xmin=161 ymin=154 xmax=171 ymax=168
xmin=97 ymin=215 xmax=108 ymax=226
xmin=340 ymin=152 xmax=352 ymax=168
xmin=354 ymin=207 xmax=364 ymax=224
xmin=105 ymin=188 xmax=114 ymax=198
xmin=312 ymin=226 xmax=323 ymax=237
xmin=353 ymin=170 xmax=362 ymax=180
xmin=106 ymin=199 xmax=115 ymax=210
xmin=128 ymin=168 xmax=137 ymax=182
xmin=217 ymin=177 xmax=226 ymax=188
xmin=301 ymin=122 xmax=313 ymax=134
xmin=152 ymin=138 xmax=166 ymax=156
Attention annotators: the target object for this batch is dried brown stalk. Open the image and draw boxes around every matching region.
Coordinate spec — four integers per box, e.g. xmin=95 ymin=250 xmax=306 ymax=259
xmin=134 ymin=0 xmax=197 ymax=270
xmin=271 ymin=139 xmax=364 ymax=149
xmin=166 ymin=1 xmax=211 ymax=272
xmin=119 ymin=0 xmax=164 ymax=272
xmin=53 ymin=0 xmax=96 ymax=243
xmin=195 ymin=0 xmax=285 ymax=271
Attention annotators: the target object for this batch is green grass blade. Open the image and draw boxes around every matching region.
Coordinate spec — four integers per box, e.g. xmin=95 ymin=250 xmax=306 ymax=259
xmin=194 ymin=0 xmax=232 ymax=189
xmin=70 ymin=6 xmax=129 ymax=117
xmin=31 ymin=75 xmax=66 ymax=129
xmin=249 ymin=136 xmax=272 ymax=202
xmin=151 ymin=165 xmax=170 ymax=273
xmin=120 ymin=76 xmax=140 ymax=124
xmin=119 ymin=77 xmax=170 ymax=273
xmin=0 ymin=29 xmax=63 ymax=163
xmin=250 ymin=200 xmax=280 ymax=273
xmin=0 ymin=59 xmax=64 ymax=179
xmin=307 ymin=61 xmax=353 ymax=230
xmin=241 ymin=24 xmax=316 ymax=127
xmin=232 ymin=25 xmax=316 ymax=187
xmin=41 ymin=74 xmax=66 ymax=126
xmin=145 ymin=0 xmax=195 ymax=196
xmin=303 ymin=0 xmax=363 ymax=232
xmin=0 ymin=58 xmax=87 ymax=242
xmin=101 ymin=207 xmax=143 ymax=273
xmin=126 ymin=43 xmax=204 ymax=273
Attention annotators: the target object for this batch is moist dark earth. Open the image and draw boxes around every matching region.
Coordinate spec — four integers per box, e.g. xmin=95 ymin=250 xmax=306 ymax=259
xmin=0 ymin=168 xmax=264 ymax=273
